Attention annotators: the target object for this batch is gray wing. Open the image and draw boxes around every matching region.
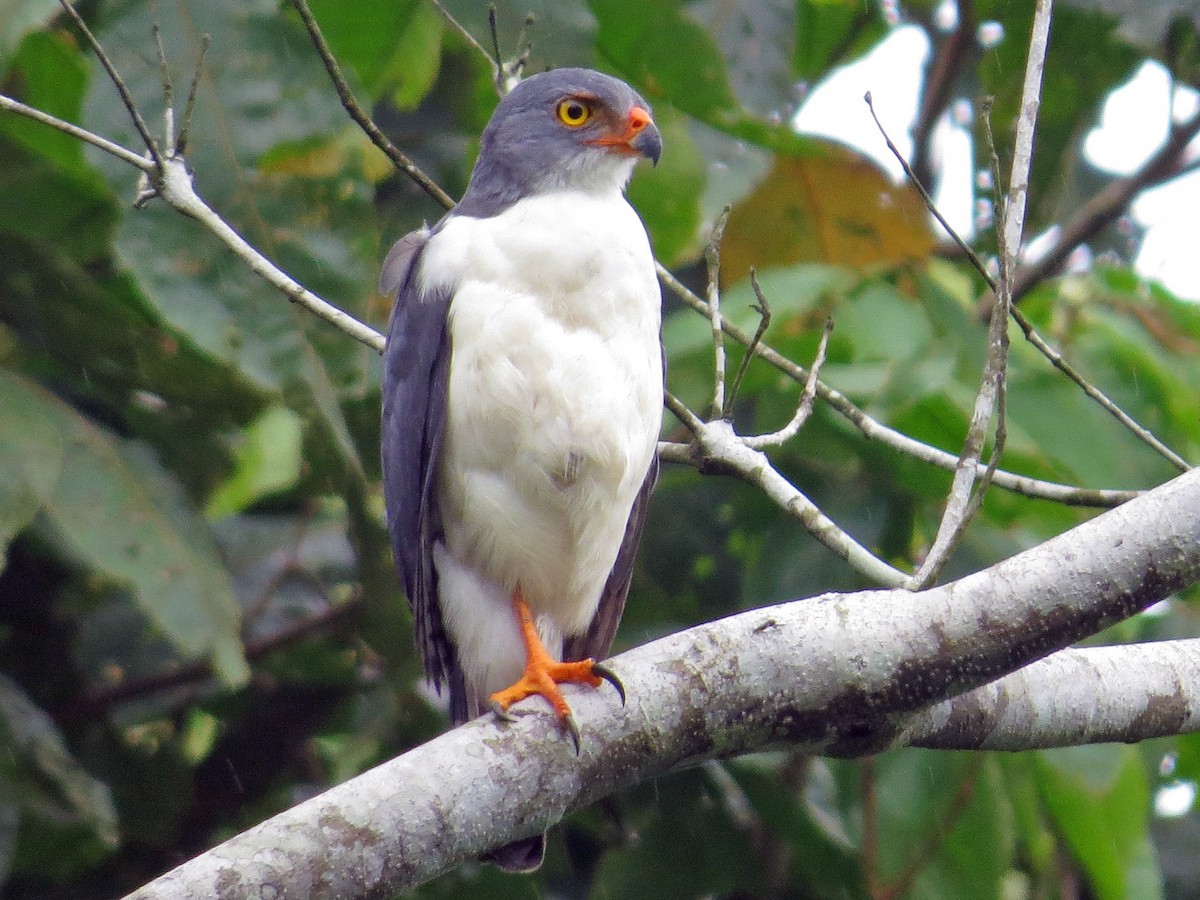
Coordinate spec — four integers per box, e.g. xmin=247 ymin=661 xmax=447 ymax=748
xmin=380 ymin=227 xmax=466 ymax=713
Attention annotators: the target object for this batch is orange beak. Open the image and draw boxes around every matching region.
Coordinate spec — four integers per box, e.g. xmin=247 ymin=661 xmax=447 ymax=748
xmin=587 ymin=106 xmax=662 ymax=165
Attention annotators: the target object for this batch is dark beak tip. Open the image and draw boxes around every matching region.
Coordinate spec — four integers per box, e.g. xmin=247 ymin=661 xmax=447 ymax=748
xmin=635 ymin=125 xmax=663 ymax=167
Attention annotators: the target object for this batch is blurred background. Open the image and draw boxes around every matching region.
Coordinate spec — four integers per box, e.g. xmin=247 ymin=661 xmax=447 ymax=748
xmin=1 ymin=0 xmax=1199 ymax=897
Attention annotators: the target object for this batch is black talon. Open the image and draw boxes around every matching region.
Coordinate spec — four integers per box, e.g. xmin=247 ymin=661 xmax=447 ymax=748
xmin=563 ymin=713 xmax=582 ymax=755
xmin=490 ymin=700 xmax=517 ymax=723
xmin=592 ymin=663 xmax=626 ymax=706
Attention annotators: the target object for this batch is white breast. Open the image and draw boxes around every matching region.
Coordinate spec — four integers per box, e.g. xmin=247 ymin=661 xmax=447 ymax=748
xmin=420 ymin=189 xmax=663 ymax=696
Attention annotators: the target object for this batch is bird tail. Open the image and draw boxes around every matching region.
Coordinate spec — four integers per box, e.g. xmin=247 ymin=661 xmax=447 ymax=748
xmin=482 ymin=834 xmax=547 ymax=873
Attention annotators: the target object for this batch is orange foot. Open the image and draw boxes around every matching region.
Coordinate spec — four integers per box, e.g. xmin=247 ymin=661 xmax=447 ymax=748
xmin=489 ymin=589 xmax=625 ymax=753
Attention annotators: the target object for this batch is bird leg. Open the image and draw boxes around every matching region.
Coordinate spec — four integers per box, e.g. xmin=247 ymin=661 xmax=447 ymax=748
xmin=489 ymin=588 xmax=624 ymax=752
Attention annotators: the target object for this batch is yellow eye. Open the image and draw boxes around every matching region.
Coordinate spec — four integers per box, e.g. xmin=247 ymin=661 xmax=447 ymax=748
xmin=556 ymin=99 xmax=591 ymax=127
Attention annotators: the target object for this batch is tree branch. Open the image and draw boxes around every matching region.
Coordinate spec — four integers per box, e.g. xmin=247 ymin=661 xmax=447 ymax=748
xmin=122 ymin=467 xmax=1200 ymax=898
xmin=910 ymin=0 xmax=1049 ymax=587
xmin=909 ymin=639 xmax=1200 ymax=750
xmin=287 ymin=0 xmax=455 ymax=210
xmin=1005 ymin=104 xmax=1200 ymax=305
xmin=656 ymin=263 xmax=1139 ymax=508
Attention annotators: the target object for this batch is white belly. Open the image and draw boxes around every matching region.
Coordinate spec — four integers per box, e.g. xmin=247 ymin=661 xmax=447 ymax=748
xmin=419 ymin=190 xmax=662 ymax=695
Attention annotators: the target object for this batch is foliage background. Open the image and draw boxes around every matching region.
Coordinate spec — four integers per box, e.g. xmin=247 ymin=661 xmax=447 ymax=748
xmin=1 ymin=0 xmax=1199 ymax=897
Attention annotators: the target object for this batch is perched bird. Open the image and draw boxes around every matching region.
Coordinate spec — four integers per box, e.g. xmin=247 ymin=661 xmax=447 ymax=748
xmin=380 ymin=68 xmax=663 ymax=871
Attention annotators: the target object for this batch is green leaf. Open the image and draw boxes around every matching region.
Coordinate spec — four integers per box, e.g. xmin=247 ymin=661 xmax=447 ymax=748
xmin=383 ymin=3 xmax=444 ymax=110
xmin=302 ymin=0 xmax=443 ymax=106
xmin=0 ymin=134 xmax=117 ymax=264
xmin=795 ymin=0 xmax=889 ymax=81
xmin=591 ymin=0 xmax=741 ymax=122
xmin=81 ymin=0 xmax=376 ymax=485
xmin=0 ymin=371 xmax=249 ymax=684
xmin=0 ymin=370 xmax=64 ymax=570
xmin=591 ymin=0 xmax=827 ymax=153
xmin=1 ymin=29 xmax=93 ymax=174
xmin=205 ymin=405 xmax=303 ymax=519
xmin=0 ymin=674 xmax=118 ymax=879
xmin=860 ymin=751 xmax=1014 ymax=900
xmin=1035 ymin=745 xmax=1161 ymax=900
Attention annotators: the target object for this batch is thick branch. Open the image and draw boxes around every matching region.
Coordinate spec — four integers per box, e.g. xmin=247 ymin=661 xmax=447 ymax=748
xmin=124 ymin=467 xmax=1200 ymax=899
xmin=909 ymin=639 xmax=1200 ymax=750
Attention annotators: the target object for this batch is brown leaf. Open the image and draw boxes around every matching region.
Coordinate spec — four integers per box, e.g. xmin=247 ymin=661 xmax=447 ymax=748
xmin=720 ymin=143 xmax=935 ymax=284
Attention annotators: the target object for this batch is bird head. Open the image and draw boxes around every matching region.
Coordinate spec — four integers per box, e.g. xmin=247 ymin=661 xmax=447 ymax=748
xmin=457 ymin=68 xmax=662 ymax=214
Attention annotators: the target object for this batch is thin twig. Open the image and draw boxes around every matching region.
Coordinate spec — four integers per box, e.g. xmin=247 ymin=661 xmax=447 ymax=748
xmin=865 ymin=89 xmax=1190 ymax=475
xmin=706 ymin=207 xmax=732 ymax=417
xmin=865 ymin=90 xmax=991 ymax=284
xmin=0 ymin=93 xmax=154 ymax=170
xmin=428 ymin=0 xmax=500 ymax=88
xmin=1005 ymin=105 xmax=1200 ymax=304
xmin=155 ymin=157 xmax=388 ymax=352
xmin=513 ymin=13 xmax=536 ymax=81
xmin=664 ymin=391 xmax=704 ymax=434
xmin=152 ymin=24 xmax=173 ymax=112
xmin=744 ymin=317 xmax=833 ymax=449
xmin=487 ymin=5 xmax=505 ymax=94
xmin=151 ymin=24 xmax=176 ymax=152
xmin=660 ymin=417 xmax=910 ymax=586
xmin=176 ymin=33 xmax=210 ymax=155
xmin=910 ymin=0 xmax=1048 ymax=588
xmin=59 ymin=0 xmax=161 ymax=165
xmin=726 ymin=268 xmax=772 ymax=410
xmin=959 ymin=113 xmax=1011 ymax=532
xmin=287 ymin=0 xmax=455 ymax=210
xmin=655 ymin=263 xmax=1138 ymax=508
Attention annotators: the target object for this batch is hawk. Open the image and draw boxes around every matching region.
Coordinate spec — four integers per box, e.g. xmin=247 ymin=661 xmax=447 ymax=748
xmin=380 ymin=68 xmax=663 ymax=871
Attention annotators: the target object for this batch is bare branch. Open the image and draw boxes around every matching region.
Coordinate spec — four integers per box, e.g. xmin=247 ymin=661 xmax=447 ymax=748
xmin=663 ymin=391 xmax=704 ymax=435
xmin=909 ymin=639 xmax=1200 ymax=750
xmin=725 ymin=268 xmax=772 ymax=409
xmin=705 ymin=207 xmax=732 ymax=418
xmin=288 ymin=0 xmax=455 ymax=210
xmin=743 ymin=317 xmax=832 ymax=449
xmin=659 ymin=418 xmax=910 ymax=587
xmin=429 ymin=0 xmax=501 ymax=89
xmin=152 ymin=157 xmax=387 ymax=352
xmin=656 ymin=263 xmax=1138 ymax=508
xmin=866 ymin=84 xmax=1191 ymax=477
xmin=120 ymin=468 xmax=1200 ymax=898
xmin=0 ymin=93 xmax=153 ymax=171
xmin=176 ymin=33 xmax=210 ymax=155
xmin=59 ymin=0 xmax=161 ymax=164
xmin=910 ymin=1 xmax=1049 ymax=588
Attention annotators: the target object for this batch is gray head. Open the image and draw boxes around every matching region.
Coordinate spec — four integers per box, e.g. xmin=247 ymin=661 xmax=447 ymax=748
xmin=455 ymin=68 xmax=662 ymax=218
